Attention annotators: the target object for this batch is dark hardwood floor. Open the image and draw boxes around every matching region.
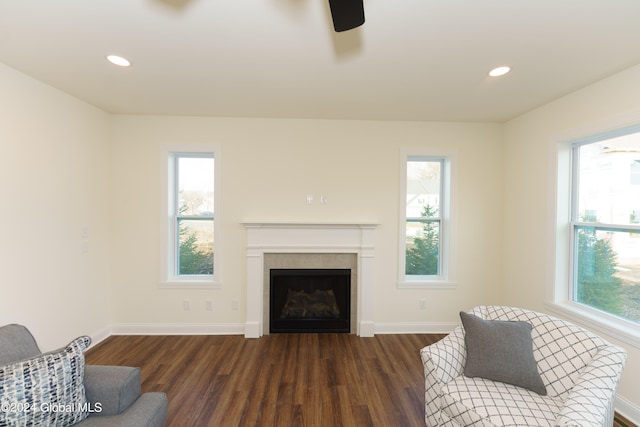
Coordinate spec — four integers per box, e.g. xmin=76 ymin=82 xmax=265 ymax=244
xmin=84 ymin=333 xmax=634 ymax=427
xmin=616 ymin=413 xmax=638 ymax=427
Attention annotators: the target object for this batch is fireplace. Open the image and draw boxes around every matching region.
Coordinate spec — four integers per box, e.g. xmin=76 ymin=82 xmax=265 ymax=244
xmin=270 ymin=268 xmax=351 ymax=333
xmin=242 ymin=222 xmax=377 ymax=338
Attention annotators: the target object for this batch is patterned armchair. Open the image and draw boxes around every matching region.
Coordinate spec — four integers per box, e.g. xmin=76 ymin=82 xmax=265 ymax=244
xmin=420 ymin=306 xmax=627 ymax=427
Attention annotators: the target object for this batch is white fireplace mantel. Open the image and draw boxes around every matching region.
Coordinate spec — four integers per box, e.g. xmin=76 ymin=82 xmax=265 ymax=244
xmin=242 ymin=222 xmax=377 ymax=338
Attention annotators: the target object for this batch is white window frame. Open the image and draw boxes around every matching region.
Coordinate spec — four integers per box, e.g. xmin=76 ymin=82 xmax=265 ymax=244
xmin=398 ymin=149 xmax=456 ymax=289
xmin=549 ymin=122 xmax=640 ymax=349
xmin=160 ymin=144 xmax=222 ymax=289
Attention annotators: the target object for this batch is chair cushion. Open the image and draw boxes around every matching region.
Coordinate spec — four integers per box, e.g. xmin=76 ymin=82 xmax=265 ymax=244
xmin=0 ymin=336 xmax=91 ymax=427
xmin=441 ymin=376 xmax=561 ymax=427
xmin=473 ymin=305 xmax=608 ymax=400
xmin=0 ymin=324 xmax=41 ymax=365
xmin=460 ymin=311 xmax=546 ymax=395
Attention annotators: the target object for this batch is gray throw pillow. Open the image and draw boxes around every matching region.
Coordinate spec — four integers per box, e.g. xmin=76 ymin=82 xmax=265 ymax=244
xmin=460 ymin=311 xmax=547 ymax=395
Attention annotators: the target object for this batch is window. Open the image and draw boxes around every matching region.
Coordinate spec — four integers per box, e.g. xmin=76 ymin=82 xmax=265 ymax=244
xmin=632 ymin=160 xmax=640 ymax=185
xmin=399 ymin=152 xmax=454 ymax=288
xmin=569 ymin=132 xmax=640 ymax=324
xmin=161 ymin=147 xmax=221 ymax=288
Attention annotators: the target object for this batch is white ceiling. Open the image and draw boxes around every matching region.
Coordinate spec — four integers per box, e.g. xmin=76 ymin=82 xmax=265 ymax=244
xmin=1 ymin=0 xmax=640 ymax=123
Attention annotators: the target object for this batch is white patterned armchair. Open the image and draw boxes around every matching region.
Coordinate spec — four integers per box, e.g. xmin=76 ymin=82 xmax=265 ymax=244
xmin=420 ymin=306 xmax=627 ymax=427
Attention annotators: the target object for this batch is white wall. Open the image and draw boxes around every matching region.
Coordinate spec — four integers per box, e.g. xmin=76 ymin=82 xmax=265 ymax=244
xmin=0 ymin=63 xmax=113 ymax=351
xmin=503 ymin=63 xmax=640 ymax=418
xmin=109 ymin=116 xmax=504 ymax=332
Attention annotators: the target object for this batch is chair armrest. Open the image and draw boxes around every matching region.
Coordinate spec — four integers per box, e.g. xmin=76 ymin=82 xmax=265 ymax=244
xmin=554 ymin=345 xmax=627 ymax=427
xmin=73 ymin=392 xmax=168 ymax=427
xmin=420 ymin=326 xmax=466 ymax=426
xmin=84 ymin=365 xmax=142 ymax=416
xmin=420 ymin=326 xmax=466 ymax=384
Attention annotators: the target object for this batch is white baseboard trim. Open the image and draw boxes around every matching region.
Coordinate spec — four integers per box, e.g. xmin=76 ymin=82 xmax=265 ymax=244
xmin=111 ymin=322 xmax=245 ymax=336
xmin=616 ymin=394 xmax=640 ymax=425
xmin=374 ymin=322 xmax=457 ymax=334
xmin=244 ymin=321 xmax=261 ymax=338
xmin=107 ymin=322 xmax=457 ymax=337
xmin=88 ymin=325 xmax=112 ymax=349
xmin=359 ymin=320 xmax=376 ymax=337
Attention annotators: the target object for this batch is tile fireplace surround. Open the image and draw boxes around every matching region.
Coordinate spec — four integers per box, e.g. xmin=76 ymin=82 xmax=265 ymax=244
xmin=242 ymin=223 xmax=377 ymax=338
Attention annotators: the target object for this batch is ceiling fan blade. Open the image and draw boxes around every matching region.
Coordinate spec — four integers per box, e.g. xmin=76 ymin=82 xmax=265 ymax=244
xmin=328 ymin=0 xmax=365 ymax=32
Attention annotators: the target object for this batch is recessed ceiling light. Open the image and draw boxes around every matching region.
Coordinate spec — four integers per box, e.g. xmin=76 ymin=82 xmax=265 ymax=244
xmin=106 ymin=55 xmax=131 ymax=67
xmin=489 ymin=66 xmax=510 ymax=77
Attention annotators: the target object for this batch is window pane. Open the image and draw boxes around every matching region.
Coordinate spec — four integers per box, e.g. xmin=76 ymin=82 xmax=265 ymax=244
xmin=178 ymin=219 xmax=214 ymax=275
xmin=405 ymin=220 xmax=440 ymax=275
xmin=575 ymin=227 xmax=640 ymax=324
xmin=407 ymin=160 xmax=441 ymax=218
xmin=577 ymin=135 xmax=640 ymax=225
xmin=178 ymin=156 xmax=214 ymax=216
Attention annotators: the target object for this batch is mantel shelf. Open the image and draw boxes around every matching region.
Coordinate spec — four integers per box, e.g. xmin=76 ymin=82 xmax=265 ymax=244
xmin=242 ymin=222 xmax=378 ymax=229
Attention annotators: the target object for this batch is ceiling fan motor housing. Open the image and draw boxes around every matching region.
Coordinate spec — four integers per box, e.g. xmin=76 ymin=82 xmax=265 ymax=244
xmin=328 ymin=0 xmax=365 ymax=32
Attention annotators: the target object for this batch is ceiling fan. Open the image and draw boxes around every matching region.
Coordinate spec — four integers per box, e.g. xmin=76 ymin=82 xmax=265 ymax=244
xmin=328 ymin=0 xmax=365 ymax=32
xmin=154 ymin=0 xmax=364 ymax=33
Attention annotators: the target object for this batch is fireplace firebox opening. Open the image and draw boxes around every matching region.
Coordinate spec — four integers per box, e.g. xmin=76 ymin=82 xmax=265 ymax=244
xmin=270 ymin=268 xmax=351 ymax=333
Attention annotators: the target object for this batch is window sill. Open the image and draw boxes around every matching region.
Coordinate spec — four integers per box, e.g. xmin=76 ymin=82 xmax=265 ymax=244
xmin=397 ymin=279 xmax=456 ymax=290
xmin=160 ymin=280 xmax=222 ymax=290
xmin=545 ymin=301 xmax=640 ymax=350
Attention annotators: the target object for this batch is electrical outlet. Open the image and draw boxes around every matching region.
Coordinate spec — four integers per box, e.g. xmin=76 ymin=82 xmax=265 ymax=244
xmin=419 ymin=299 xmax=427 ymax=310
xmin=205 ymin=300 xmax=213 ymax=311
xmin=183 ymin=299 xmax=191 ymax=311
xmin=232 ymin=299 xmax=239 ymax=311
